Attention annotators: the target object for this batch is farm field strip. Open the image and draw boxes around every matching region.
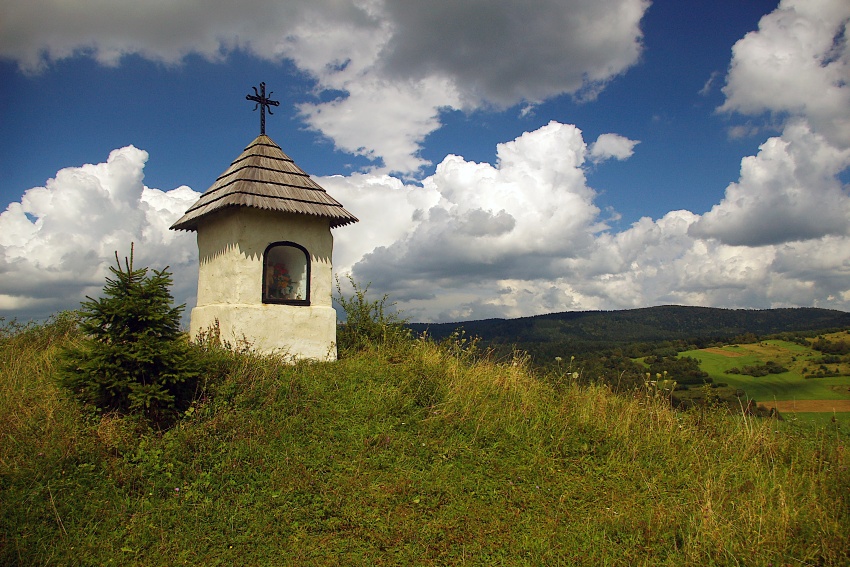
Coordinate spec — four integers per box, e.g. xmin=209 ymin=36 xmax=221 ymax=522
xmin=759 ymin=400 xmax=850 ymax=412
xmin=700 ymin=347 xmax=744 ymax=357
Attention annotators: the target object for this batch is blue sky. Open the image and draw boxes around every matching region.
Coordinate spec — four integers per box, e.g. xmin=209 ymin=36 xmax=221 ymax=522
xmin=1 ymin=0 xmax=849 ymax=323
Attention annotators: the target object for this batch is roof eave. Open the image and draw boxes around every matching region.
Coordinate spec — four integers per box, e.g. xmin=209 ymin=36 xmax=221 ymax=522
xmin=169 ymin=204 xmax=359 ymax=232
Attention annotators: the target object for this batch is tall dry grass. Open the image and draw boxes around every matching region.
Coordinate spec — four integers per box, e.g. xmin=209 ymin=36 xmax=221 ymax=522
xmin=402 ymin=338 xmax=849 ymax=564
xmin=0 ymin=314 xmax=83 ymax=475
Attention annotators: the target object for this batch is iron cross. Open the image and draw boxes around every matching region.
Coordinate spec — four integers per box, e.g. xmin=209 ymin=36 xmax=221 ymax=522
xmin=246 ymin=82 xmax=280 ymax=135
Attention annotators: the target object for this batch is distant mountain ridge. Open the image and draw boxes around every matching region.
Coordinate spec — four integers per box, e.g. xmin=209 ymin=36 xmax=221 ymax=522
xmin=409 ymin=306 xmax=850 ymax=352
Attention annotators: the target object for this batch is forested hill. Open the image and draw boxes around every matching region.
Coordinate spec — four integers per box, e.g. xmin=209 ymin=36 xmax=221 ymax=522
xmin=408 ymin=306 xmax=850 ymax=355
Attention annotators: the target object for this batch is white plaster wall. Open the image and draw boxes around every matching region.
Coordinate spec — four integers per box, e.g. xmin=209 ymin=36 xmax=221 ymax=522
xmin=191 ymin=207 xmax=337 ymax=359
xmin=195 ymin=208 xmax=333 ymax=307
xmin=190 ymin=303 xmax=338 ymax=361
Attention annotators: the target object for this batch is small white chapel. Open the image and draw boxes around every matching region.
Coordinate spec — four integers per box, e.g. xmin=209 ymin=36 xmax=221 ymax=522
xmin=170 ymin=83 xmax=358 ymax=360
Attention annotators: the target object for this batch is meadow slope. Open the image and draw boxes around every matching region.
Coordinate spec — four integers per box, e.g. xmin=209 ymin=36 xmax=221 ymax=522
xmin=1 ymin=317 xmax=849 ymax=566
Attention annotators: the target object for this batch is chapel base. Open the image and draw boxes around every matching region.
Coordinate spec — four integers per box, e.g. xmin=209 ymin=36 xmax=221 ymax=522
xmin=190 ymin=303 xmax=338 ymax=361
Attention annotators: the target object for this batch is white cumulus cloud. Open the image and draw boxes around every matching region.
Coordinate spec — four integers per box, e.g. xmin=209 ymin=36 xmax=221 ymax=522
xmin=0 ymin=147 xmax=199 ymax=321
xmin=330 ymin=119 xmax=850 ymax=322
xmin=719 ymin=0 xmax=850 ymax=147
xmin=700 ymin=0 xmax=850 ymax=249
xmin=589 ymin=133 xmax=640 ymax=163
xmin=689 ymin=121 xmax=850 ymax=246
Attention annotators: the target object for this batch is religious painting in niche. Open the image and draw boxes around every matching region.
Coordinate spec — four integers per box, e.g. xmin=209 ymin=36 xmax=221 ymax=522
xmin=263 ymin=242 xmax=310 ymax=304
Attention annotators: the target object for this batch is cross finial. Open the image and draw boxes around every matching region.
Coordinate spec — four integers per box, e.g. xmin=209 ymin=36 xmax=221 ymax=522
xmin=246 ymin=82 xmax=280 ymax=135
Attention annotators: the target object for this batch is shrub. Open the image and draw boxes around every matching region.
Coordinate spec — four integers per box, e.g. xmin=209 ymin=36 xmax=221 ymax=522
xmin=646 ymin=355 xmax=709 ymax=385
xmin=334 ymin=275 xmax=410 ymax=354
xmin=58 ymin=246 xmax=202 ymax=423
xmin=725 ymin=361 xmax=789 ymax=377
xmin=811 ymin=337 xmax=850 ymax=355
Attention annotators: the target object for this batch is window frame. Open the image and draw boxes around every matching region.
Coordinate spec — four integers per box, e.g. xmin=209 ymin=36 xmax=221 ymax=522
xmin=261 ymin=241 xmax=311 ymax=306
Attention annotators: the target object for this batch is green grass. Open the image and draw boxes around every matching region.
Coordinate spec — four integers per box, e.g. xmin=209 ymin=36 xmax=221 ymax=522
xmin=681 ymin=336 xmax=850 ymax=403
xmin=2 ymin=317 xmax=850 ymax=566
xmin=780 ymin=412 xmax=850 ymax=428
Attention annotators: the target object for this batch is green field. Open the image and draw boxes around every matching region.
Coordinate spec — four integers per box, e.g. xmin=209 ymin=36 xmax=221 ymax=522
xmin=680 ymin=331 xmax=850 ymax=422
xmin=785 ymin=412 xmax=850 ymax=427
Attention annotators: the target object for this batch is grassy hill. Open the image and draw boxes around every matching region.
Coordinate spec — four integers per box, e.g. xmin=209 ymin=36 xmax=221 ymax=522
xmin=409 ymin=305 xmax=850 ymax=359
xmin=2 ymin=316 xmax=849 ymax=566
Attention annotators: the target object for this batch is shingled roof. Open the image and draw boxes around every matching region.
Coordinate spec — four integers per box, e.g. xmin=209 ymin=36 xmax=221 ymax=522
xmin=170 ymin=135 xmax=358 ymax=231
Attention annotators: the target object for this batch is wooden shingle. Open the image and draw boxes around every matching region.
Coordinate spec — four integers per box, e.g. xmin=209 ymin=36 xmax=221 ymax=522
xmin=170 ymin=135 xmax=358 ymax=231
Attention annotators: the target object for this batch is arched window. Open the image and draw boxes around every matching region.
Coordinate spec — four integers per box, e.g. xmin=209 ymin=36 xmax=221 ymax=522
xmin=262 ymin=242 xmax=310 ymax=305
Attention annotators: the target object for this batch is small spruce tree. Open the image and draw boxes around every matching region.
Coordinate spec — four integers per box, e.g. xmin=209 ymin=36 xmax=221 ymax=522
xmin=60 ymin=245 xmax=201 ymax=422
